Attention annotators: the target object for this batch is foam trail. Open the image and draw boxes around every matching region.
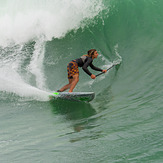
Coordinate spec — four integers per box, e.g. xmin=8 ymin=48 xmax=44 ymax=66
xmin=0 ymin=68 xmax=50 ymax=101
xmin=0 ymin=45 xmax=50 ymax=101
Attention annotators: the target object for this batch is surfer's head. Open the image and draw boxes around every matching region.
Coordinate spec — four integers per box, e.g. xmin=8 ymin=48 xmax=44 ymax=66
xmin=88 ymin=49 xmax=98 ymax=59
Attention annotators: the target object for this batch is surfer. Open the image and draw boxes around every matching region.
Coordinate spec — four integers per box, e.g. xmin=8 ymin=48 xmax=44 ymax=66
xmin=57 ymin=49 xmax=107 ymax=92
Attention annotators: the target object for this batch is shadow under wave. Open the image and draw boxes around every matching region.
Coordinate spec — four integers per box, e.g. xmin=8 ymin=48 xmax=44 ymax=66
xmin=50 ymin=100 xmax=96 ymax=120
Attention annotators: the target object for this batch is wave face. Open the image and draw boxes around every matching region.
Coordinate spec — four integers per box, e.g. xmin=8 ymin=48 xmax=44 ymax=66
xmin=0 ymin=0 xmax=162 ymax=162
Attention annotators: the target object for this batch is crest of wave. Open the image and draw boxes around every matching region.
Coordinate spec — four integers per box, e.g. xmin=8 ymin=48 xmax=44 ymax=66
xmin=0 ymin=0 xmax=104 ymax=46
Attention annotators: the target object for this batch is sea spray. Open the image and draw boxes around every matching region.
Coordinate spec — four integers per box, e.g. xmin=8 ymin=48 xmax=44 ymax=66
xmin=28 ymin=36 xmax=46 ymax=89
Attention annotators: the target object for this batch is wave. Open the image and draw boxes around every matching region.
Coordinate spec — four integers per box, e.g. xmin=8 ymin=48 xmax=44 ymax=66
xmin=1 ymin=0 xmax=162 ymax=103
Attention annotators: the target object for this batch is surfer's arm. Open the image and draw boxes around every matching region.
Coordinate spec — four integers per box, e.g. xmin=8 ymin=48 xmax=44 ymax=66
xmin=90 ymin=63 xmax=103 ymax=72
xmin=82 ymin=58 xmax=92 ymax=76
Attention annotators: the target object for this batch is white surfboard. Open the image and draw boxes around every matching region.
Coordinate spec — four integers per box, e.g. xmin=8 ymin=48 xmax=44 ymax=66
xmin=49 ymin=92 xmax=95 ymax=102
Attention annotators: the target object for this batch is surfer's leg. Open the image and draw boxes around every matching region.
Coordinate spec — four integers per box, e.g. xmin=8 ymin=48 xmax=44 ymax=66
xmin=58 ymin=79 xmax=73 ymax=92
xmin=58 ymin=61 xmax=79 ymax=92
xmin=69 ymin=74 xmax=79 ymax=92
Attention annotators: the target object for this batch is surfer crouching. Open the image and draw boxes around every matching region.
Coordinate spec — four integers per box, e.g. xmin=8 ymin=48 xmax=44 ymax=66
xmin=57 ymin=49 xmax=107 ymax=92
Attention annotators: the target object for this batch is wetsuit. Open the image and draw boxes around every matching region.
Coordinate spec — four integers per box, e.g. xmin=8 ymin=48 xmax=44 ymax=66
xmin=67 ymin=56 xmax=102 ymax=79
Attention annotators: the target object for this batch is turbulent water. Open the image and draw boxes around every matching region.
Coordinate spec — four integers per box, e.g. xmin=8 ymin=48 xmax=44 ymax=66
xmin=0 ymin=0 xmax=163 ymax=162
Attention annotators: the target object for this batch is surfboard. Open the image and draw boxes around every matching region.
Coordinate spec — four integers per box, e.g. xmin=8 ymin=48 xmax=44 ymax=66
xmin=49 ymin=92 xmax=95 ymax=102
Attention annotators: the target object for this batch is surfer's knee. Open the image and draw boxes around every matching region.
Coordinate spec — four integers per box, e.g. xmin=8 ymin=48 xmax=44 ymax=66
xmin=73 ymin=74 xmax=79 ymax=82
xmin=69 ymin=78 xmax=73 ymax=84
xmin=75 ymin=77 xmax=79 ymax=83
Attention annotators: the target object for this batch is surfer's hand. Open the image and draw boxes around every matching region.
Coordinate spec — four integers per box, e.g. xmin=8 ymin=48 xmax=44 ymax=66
xmin=102 ymin=69 xmax=107 ymax=73
xmin=91 ymin=74 xmax=96 ymax=79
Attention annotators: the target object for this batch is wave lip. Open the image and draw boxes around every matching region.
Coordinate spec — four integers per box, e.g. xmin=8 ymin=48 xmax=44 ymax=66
xmin=0 ymin=0 xmax=104 ymax=46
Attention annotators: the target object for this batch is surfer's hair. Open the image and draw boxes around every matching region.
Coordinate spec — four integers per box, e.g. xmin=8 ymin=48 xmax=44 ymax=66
xmin=87 ymin=49 xmax=96 ymax=57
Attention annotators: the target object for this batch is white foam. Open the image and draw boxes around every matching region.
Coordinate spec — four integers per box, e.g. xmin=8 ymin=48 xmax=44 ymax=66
xmin=0 ymin=67 xmax=50 ymax=101
xmin=0 ymin=38 xmax=49 ymax=101
xmin=28 ymin=37 xmax=46 ymax=89
xmin=0 ymin=0 xmax=104 ymax=46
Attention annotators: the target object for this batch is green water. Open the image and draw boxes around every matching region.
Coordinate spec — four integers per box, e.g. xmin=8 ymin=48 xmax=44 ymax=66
xmin=0 ymin=0 xmax=163 ymax=162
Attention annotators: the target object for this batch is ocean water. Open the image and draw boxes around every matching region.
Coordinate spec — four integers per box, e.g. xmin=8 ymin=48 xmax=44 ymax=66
xmin=0 ymin=0 xmax=163 ymax=162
